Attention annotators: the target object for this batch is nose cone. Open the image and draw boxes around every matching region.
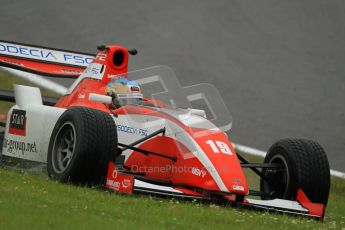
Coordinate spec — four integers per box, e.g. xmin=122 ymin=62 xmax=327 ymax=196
xmin=192 ymin=130 xmax=249 ymax=195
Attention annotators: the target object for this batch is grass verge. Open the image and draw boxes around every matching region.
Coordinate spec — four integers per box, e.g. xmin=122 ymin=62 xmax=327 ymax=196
xmin=0 ymin=159 xmax=344 ymax=230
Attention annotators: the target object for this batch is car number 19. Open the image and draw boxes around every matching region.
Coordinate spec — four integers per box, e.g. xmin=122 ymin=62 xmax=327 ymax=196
xmin=205 ymin=140 xmax=233 ymax=155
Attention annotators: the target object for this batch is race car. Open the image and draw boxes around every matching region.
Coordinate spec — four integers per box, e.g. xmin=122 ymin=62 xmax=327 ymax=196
xmin=0 ymin=40 xmax=330 ymax=220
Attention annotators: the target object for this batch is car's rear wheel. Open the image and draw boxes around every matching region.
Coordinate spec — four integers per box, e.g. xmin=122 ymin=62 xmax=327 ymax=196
xmin=260 ymin=138 xmax=330 ymax=206
xmin=47 ymin=107 xmax=118 ymax=185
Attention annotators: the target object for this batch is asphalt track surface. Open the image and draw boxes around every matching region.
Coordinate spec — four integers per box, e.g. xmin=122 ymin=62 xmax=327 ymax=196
xmin=0 ymin=0 xmax=344 ymax=171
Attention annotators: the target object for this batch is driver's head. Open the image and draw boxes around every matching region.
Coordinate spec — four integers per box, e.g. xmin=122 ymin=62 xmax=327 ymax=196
xmin=105 ymin=78 xmax=143 ymax=108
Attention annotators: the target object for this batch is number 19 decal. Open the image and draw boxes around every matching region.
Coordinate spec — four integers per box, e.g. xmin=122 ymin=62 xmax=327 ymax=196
xmin=205 ymin=140 xmax=233 ymax=155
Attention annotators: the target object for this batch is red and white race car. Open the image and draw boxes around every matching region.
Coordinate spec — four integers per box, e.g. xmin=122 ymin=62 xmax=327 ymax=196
xmin=0 ymin=40 xmax=330 ymax=220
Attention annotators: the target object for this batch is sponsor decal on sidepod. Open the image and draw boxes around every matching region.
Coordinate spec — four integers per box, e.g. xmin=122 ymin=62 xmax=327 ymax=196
xmin=9 ymin=109 xmax=26 ymax=136
xmin=117 ymin=125 xmax=148 ymax=137
xmin=3 ymin=138 xmax=37 ymax=155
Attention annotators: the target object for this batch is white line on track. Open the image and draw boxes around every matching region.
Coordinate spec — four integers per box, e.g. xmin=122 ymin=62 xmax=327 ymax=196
xmin=232 ymin=143 xmax=345 ymax=179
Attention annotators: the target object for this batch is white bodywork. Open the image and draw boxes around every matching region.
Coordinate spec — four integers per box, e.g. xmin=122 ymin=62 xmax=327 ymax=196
xmin=2 ymin=85 xmax=66 ymax=162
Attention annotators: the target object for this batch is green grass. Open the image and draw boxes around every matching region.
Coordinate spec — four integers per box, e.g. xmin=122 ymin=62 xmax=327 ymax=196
xmin=0 ymin=161 xmax=344 ymax=230
xmin=0 ymin=73 xmax=345 ymax=229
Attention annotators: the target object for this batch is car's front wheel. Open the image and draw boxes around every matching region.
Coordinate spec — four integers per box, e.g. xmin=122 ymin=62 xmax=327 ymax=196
xmin=260 ymin=138 xmax=330 ymax=206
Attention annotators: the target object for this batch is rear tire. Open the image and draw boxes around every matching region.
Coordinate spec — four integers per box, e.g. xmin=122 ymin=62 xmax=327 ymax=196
xmin=260 ymin=138 xmax=330 ymax=206
xmin=47 ymin=107 xmax=118 ymax=185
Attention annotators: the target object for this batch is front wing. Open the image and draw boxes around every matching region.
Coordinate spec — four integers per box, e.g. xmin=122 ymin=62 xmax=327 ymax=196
xmin=105 ymin=162 xmax=325 ymax=220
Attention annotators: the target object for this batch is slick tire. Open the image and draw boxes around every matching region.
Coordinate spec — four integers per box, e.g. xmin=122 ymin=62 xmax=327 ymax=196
xmin=47 ymin=107 xmax=117 ymax=185
xmin=260 ymin=138 xmax=330 ymax=206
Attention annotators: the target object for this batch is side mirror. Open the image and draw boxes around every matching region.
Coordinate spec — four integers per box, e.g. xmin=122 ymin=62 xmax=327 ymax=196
xmin=89 ymin=93 xmax=112 ymax=104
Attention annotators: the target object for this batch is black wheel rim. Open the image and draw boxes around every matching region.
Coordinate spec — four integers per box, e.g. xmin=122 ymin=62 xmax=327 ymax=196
xmin=262 ymin=155 xmax=289 ymax=199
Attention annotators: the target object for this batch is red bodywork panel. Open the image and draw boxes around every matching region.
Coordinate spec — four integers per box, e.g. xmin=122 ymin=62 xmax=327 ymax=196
xmin=106 ymin=163 xmax=134 ymax=194
xmin=119 ymin=105 xmax=248 ymax=194
xmin=297 ymin=189 xmax=325 ymax=220
xmin=56 ymin=45 xmax=129 ymax=108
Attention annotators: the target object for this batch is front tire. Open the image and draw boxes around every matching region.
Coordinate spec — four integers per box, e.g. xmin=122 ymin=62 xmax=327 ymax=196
xmin=47 ymin=107 xmax=117 ymax=185
xmin=260 ymin=138 xmax=330 ymax=206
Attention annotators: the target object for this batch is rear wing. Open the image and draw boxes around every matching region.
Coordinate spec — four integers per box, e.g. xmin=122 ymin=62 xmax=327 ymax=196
xmin=0 ymin=40 xmax=95 ymax=78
